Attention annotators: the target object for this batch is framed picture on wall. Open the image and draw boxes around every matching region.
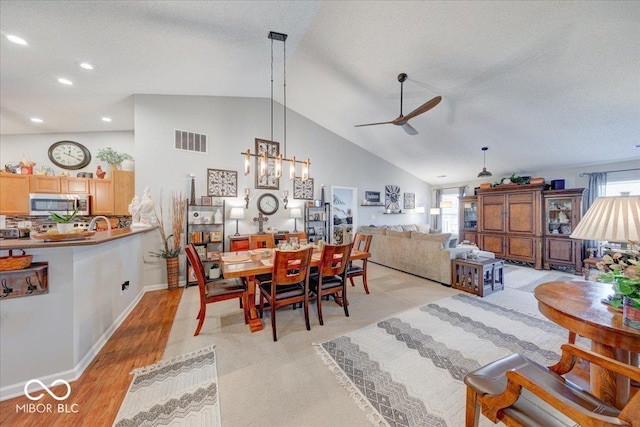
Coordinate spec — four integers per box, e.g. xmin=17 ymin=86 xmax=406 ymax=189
xmin=404 ymin=193 xmax=415 ymax=209
xmin=293 ymin=177 xmax=314 ymax=199
xmin=200 ymin=196 xmax=213 ymax=206
xmin=254 ymin=138 xmax=279 ymax=190
xmin=385 ymin=185 xmax=401 ymax=211
xmin=207 ymin=169 xmax=237 ymax=197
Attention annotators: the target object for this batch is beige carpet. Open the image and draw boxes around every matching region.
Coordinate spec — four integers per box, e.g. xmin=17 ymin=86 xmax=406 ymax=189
xmin=162 ymin=263 xmax=577 ymax=427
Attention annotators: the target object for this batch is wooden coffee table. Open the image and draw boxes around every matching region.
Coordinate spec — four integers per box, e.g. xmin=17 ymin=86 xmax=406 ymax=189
xmin=451 ymin=257 xmax=504 ymax=297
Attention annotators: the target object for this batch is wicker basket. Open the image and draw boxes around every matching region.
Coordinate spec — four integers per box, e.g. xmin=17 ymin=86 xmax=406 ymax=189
xmin=0 ymin=249 xmax=33 ymax=271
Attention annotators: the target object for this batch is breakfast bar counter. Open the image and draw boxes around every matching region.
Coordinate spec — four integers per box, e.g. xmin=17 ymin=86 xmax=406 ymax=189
xmin=0 ymin=226 xmax=157 ymax=250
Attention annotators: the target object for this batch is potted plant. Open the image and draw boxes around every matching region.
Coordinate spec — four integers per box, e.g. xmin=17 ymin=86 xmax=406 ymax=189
xmin=96 ymin=147 xmax=132 ymax=176
xmin=595 ymin=241 xmax=640 ymax=329
xmin=50 ymin=208 xmax=79 ymax=233
xmin=150 ymin=191 xmax=187 ymax=290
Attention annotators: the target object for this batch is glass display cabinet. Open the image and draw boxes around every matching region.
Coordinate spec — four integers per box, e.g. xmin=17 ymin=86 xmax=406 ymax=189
xmin=543 ymin=189 xmax=583 ymax=273
xmin=459 ymin=196 xmax=478 ymax=245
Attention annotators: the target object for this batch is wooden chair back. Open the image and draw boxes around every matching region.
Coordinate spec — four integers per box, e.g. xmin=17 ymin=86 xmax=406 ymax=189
xmin=271 ymin=248 xmax=313 ymax=286
xmin=185 ymin=243 xmax=208 ymax=297
xmin=250 ymin=234 xmax=275 ymax=249
xmin=284 ymin=232 xmax=307 ymax=242
xmin=318 ymin=243 xmax=352 ymax=278
xmin=352 ymin=233 xmax=372 ymax=253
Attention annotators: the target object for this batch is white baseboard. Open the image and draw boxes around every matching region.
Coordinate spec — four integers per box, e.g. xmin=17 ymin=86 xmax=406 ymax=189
xmin=0 ymin=283 xmax=171 ymax=401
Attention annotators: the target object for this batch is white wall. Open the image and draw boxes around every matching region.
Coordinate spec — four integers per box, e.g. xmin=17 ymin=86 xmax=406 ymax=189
xmin=0 ymin=131 xmax=134 ymax=177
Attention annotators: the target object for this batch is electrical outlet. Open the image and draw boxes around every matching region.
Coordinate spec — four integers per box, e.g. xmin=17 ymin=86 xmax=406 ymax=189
xmin=121 ymin=281 xmax=130 ymax=292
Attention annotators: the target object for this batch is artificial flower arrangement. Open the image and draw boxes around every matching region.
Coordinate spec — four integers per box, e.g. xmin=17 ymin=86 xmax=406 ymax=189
xmin=594 ymin=241 xmax=640 ymax=310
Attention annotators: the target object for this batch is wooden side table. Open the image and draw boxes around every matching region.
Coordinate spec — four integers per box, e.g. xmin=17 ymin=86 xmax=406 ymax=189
xmin=451 ymin=257 xmax=504 ymax=297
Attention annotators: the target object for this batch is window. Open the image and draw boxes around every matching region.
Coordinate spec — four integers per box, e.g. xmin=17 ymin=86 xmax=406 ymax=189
xmin=440 ymin=193 xmax=459 ymax=234
xmin=605 ymin=179 xmax=639 ymax=196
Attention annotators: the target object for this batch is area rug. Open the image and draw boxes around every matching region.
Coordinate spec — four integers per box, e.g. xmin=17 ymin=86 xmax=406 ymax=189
xmin=113 ymin=345 xmax=221 ymax=427
xmin=314 ymin=265 xmax=582 ymax=427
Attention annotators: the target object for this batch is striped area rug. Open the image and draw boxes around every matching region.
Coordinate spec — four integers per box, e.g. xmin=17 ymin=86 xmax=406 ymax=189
xmin=315 ymin=265 xmax=582 ymax=427
xmin=113 ymin=345 xmax=221 ymax=427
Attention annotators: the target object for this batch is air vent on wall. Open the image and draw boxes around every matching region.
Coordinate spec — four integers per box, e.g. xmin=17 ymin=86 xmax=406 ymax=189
xmin=175 ymin=129 xmax=208 ymax=153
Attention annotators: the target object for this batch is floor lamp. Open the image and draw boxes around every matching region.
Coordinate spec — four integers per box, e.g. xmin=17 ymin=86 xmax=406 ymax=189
xmin=290 ymin=208 xmax=302 ymax=232
xmin=229 ymin=207 xmax=244 ymax=236
xmin=430 ymin=208 xmax=440 ymax=229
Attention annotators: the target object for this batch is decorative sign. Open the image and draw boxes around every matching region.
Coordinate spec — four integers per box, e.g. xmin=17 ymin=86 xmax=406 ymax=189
xmin=293 ymin=177 xmax=314 ymax=200
xmin=404 ymin=193 xmax=415 ymax=209
xmin=364 ymin=191 xmax=381 ymax=203
xmin=207 ymin=169 xmax=237 ymax=197
xmin=385 ymin=185 xmax=401 ymax=210
xmin=254 ymin=138 xmax=279 ymax=190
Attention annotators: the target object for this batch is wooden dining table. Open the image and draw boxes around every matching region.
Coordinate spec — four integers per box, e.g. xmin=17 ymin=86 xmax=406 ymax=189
xmin=220 ymin=247 xmax=371 ymax=333
xmin=534 ymin=280 xmax=640 ymax=409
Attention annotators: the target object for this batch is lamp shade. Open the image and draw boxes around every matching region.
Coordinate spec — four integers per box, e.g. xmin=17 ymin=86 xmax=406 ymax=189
xmin=570 ymin=196 xmax=640 ymax=242
xmin=430 ymin=208 xmax=441 ymax=215
xmin=440 ymin=200 xmax=453 ymax=208
xmin=290 ymin=208 xmax=302 ymax=219
xmin=229 ymin=207 xmax=245 ymax=220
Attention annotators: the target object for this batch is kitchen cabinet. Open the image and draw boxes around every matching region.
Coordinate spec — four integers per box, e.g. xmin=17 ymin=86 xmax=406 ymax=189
xmin=543 ymin=189 xmax=583 ymax=274
xmin=29 ymin=175 xmax=61 ymax=193
xmin=477 ymin=184 xmax=544 ymax=269
xmin=90 ymin=171 xmax=134 ymax=215
xmin=90 ymin=179 xmax=115 ymax=215
xmin=62 ymin=177 xmax=90 ymax=194
xmin=0 ymin=174 xmax=30 ymax=215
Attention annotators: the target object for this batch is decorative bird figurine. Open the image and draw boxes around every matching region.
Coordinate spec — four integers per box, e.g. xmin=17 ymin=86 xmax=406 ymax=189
xmin=96 ymin=165 xmax=106 ymax=179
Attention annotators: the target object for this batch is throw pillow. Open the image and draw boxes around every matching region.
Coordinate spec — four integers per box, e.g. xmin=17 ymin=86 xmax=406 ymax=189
xmin=415 ymin=224 xmax=430 ymax=233
xmin=401 ymin=224 xmax=418 ymax=232
xmin=429 ymin=228 xmax=442 ymax=234
xmin=389 ymin=225 xmax=403 ymax=232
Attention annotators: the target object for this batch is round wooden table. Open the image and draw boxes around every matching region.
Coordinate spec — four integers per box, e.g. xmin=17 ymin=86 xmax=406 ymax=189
xmin=534 ymin=280 xmax=640 ymax=409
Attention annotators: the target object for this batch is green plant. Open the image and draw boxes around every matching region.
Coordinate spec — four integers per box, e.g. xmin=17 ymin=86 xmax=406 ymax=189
xmin=149 ymin=235 xmax=181 ymax=259
xmin=150 ymin=191 xmax=187 ymax=259
xmin=595 ymin=241 xmax=640 ymax=309
xmin=96 ymin=147 xmax=132 ymax=165
xmin=49 ymin=207 xmax=79 ymax=223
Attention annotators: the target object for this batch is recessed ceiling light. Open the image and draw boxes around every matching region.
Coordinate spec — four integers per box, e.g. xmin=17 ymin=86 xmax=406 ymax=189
xmin=6 ymin=34 xmax=27 ymax=45
xmin=77 ymin=61 xmax=95 ymax=70
xmin=437 ymin=175 xmax=447 ymax=178
xmin=101 ymin=117 xmax=112 ymax=122
xmin=57 ymin=78 xmax=73 ymax=86
xmin=634 ymin=144 xmax=640 ymax=149
xmin=30 ymin=117 xmax=43 ymax=123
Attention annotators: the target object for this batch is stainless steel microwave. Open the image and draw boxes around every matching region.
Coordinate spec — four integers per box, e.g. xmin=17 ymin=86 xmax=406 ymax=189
xmin=29 ymin=193 xmax=90 ymax=217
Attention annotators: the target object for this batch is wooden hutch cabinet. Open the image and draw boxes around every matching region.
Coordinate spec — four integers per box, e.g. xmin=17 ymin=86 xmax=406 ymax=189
xmin=542 ymin=189 xmax=583 ymax=274
xmin=458 ymin=196 xmax=478 ymax=244
xmin=477 ymin=184 xmax=544 ymax=269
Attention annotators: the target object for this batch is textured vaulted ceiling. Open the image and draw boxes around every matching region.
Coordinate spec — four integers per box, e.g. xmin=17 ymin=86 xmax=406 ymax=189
xmin=1 ymin=1 xmax=639 ymax=184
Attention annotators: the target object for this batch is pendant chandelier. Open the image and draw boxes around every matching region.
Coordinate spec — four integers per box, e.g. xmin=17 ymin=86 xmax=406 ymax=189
xmin=477 ymin=146 xmax=492 ymax=178
xmin=242 ymin=31 xmax=310 ymax=181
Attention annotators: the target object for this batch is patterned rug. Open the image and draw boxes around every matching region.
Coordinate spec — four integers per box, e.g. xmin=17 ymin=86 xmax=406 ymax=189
xmin=314 ymin=265 xmax=582 ymax=427
xmin=113 ymin=345 xmax=221 ymax=427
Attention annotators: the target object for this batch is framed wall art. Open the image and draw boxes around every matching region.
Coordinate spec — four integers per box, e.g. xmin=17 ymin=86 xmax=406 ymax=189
xmin=293 ymin=177 xmax=314 ymax=200
xmin=255 ymin=138 xmax=279 ymax=190
xmin=385 ymin=185 xmax=401 ymax=211
xmin=364 ymin=191 xmax=381 ymax=204
xmin=207 ymin=169 xmax=237 ymax=197
xmin=200 ymin=196 xmax=213 ymax=206
xmin=404 ymin=193 xmax=415 ymax=209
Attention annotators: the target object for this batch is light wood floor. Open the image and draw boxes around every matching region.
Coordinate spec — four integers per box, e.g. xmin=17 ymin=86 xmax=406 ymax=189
xmin=0 ymin=288 xmax=182 ymax=427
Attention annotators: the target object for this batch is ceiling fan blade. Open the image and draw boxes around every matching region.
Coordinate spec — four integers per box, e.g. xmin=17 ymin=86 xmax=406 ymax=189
xmin=402 ymin=123 xmax=419 ymax=135
xmin=403 ymin=96 xmax=442 ymax=122
xmin=354 ymin=120 xmax=395 ymax=128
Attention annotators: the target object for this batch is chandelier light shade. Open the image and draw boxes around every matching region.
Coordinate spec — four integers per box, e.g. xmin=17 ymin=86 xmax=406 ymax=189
xmin=477 ymin=146 xmax=492 ymax=178
xmin=570 ymin=196 xmax=640 ymax=242
xmin=440 ymin=200 xmax=453 ymax=209
xmin=240 ymin=31 xmax=311 ymax=181
xmin=229 ymin=207 xmax=245 ymax=236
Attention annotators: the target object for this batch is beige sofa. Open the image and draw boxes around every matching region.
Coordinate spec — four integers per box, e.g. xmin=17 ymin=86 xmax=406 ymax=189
xmin=359 ymin=225 xmax=470 ymax=285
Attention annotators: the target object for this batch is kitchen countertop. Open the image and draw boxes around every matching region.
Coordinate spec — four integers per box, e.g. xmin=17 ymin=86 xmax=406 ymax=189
xmin=0 ymin=226 xmax=157 ymax=250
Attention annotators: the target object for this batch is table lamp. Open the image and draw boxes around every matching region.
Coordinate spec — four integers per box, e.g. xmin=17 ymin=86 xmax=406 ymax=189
xmin=570 ymin=195 xmax=640 ymax=245
xmin=290 ymin=208 xmax=302 ymax=232
xmin=229 ymin=207 xmax=245 ymax=236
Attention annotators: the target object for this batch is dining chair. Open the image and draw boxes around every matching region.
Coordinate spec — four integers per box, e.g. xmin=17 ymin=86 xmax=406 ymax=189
xmin=185 ymin=244 xmax=247 ymax=336
xmin=249 ymin=234 xmax=275 ymax=249
xmin=309 ymin=243 xmax=353 ymax=325
xmin=284 ymin=231 xmax=307 ymax=242
xmin=258 ymin=247 xmax=313 ymax=341
xmin=463 ymin=343 xmax=640 ymax=427
xmin=347 ymin=233 xmax=372 ymax=294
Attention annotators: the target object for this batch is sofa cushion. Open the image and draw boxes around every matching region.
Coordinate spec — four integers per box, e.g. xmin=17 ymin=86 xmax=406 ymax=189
xmin=412 ymin=232 xmax=452 ymax=248
xmin=415 ymin=224 xmax=430 ymax=233
xmin=386 ymin=229 xmax=411 ymax=238
xmin=388 ymin=225 xmax=403 ymax=232
xmin=366 ymin=227 xmax=386 ymax=235
xmin=401 ymin=224 xmax=418 ymax=232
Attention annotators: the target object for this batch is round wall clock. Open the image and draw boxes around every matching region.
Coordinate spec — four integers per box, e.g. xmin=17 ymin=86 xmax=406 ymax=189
xmin=257 ymin=193 xmax=279 ymax=215
xmin=48 ymin=140 xmax=91 ymax=170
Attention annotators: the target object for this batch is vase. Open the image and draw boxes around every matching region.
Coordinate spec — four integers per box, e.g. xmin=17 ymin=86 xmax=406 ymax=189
xmin=56 ymin=223 xmax=74 ymax=234
xmin=622 ymin=297 xmax=640 ymax=329
xmin=166 ymin=257 xmax=180 ymax=290
xmin=108 ymin=163 xmax=119 ymax=178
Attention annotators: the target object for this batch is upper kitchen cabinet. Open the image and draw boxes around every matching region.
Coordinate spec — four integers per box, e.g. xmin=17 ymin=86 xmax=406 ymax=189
xmin=0 ymin=174 xmax=30 ymax=215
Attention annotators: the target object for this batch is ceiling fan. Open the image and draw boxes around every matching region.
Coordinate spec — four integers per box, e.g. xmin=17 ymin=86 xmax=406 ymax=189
xmin=355 ymin=73 xmax=441 ymax=135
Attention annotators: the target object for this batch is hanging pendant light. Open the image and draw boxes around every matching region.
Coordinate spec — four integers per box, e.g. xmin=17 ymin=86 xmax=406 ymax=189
xmin=477 ymin=146 xmax=492 ymax=177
